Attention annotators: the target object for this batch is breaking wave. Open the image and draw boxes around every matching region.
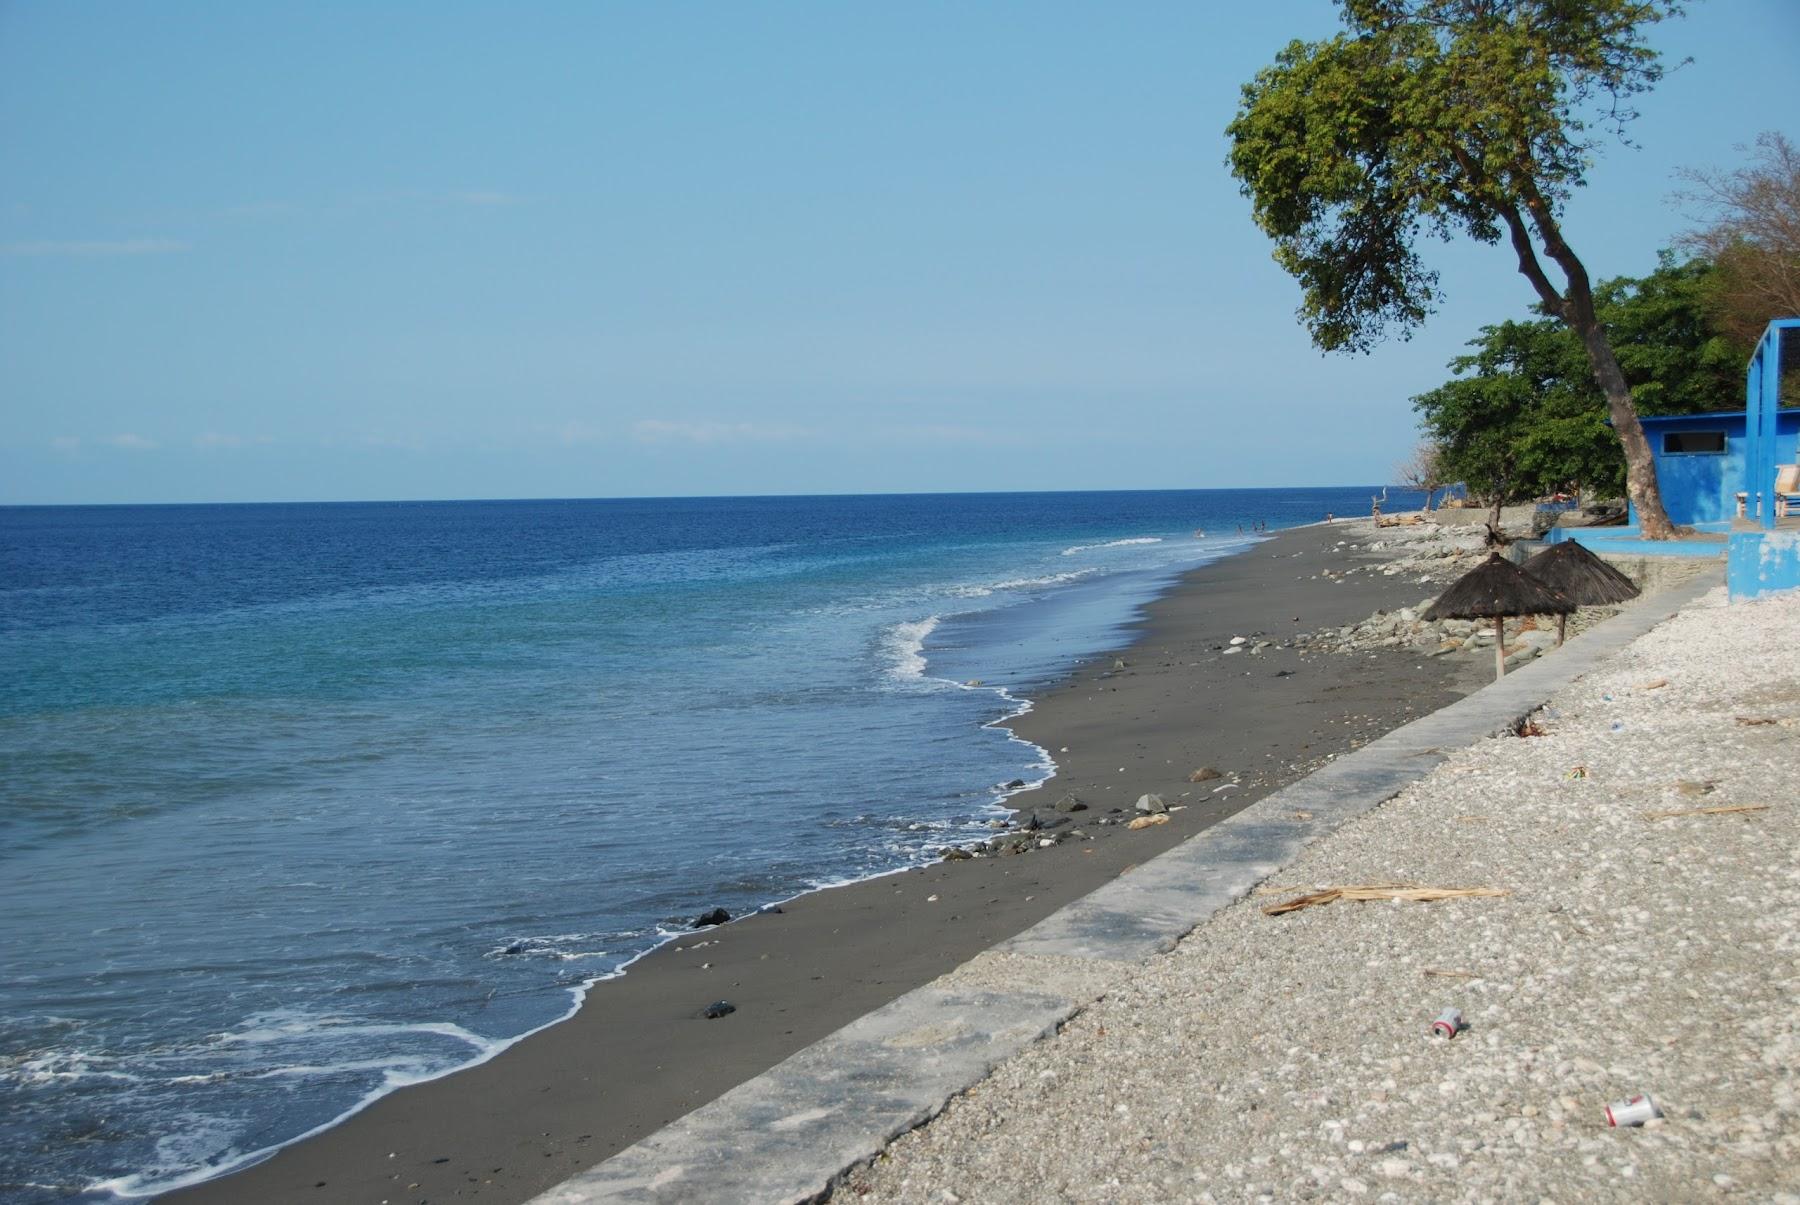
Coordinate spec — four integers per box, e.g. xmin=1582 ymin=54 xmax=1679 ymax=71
xmin=1060 ymin=537 xmax=1163 ymax=556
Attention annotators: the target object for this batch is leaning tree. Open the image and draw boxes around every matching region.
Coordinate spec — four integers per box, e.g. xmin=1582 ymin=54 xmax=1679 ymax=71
xmin=1228 ymin=0 xmax=1684 ymax=537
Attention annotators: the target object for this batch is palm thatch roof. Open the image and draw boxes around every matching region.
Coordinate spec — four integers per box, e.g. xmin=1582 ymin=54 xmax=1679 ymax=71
xmin=1520 ymin=540 xmax=1640 ymax=607
xmin=1424 ymin=553 xmax=1575 ymax=621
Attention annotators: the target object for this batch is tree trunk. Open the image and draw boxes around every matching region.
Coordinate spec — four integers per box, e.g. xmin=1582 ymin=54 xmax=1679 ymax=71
xmin=1569 ymin=318 xmax=1678 ymax=540
xmin=1504 ymin=194 xmax=1678 ymax=540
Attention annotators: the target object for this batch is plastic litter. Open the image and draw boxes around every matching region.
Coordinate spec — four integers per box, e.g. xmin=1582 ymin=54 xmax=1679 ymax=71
xmin=1605 ymin=1093 xmax=1660 ymax=1127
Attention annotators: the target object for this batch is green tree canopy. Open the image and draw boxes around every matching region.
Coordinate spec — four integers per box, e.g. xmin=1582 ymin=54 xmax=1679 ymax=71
xmin=1228 ymin=0 xmax=1685 ymax=535
xmin=1415 ymin=256 xmax=1748 ymax=505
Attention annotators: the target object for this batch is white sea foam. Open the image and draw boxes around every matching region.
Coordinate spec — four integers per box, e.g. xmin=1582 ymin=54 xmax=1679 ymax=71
xmin=1060 ymin=536 xmax=1163 ymax=556
xmin=250 ymin=1055 xmax=437 ymax=1080
xmin=945 ymin=567 xmax=1100 ymax=598
xmin=4 ymin=1049 xmax=144 ymax=1086
xmin=207 ymin=1013 xmax=495 ymax=1052
xmin=881 ymin=615 xmax=940 ymax=682
xmin=83 ymin=1009 xmax=575 ymax=1200
xmin=89 ymin=1113 xmax=248 ymax=1202
xmin=989 ymin=568 xmax=1100 ymax=591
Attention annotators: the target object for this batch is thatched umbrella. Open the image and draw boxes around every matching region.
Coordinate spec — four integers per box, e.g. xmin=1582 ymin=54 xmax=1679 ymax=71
xmin=1521 ymin=541 xmax=1640 ymax=646
xmin=1424 ymin=554 xmax=1575 ymax=680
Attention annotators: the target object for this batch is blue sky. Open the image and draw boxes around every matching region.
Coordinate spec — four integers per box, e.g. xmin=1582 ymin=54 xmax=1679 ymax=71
xmin=3 ymin=1 xmax=1797 ymax=505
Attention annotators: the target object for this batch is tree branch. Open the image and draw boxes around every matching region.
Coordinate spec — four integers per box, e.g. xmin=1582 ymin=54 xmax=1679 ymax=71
xmin=1497 ymin=203 xmax=1567 ymax=318
xmin=1515 ymin=174 xmax=1596 ymax=320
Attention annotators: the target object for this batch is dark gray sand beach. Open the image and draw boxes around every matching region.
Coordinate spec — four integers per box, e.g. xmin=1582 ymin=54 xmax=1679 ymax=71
xmin=167 ymin=522 xmax=1489 ymax=1205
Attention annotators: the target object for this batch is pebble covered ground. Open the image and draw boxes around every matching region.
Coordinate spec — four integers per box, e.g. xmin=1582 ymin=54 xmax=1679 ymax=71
xmin=849 ymin=588 xmax=1799 ymax=1203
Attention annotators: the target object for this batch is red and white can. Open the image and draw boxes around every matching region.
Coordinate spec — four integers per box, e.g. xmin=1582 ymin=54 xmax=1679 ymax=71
xmin=1605 ymin=1094 xmax=1660 ymax=1127
xmin=1429 ymin=1008 xmax=1463 ymax=1039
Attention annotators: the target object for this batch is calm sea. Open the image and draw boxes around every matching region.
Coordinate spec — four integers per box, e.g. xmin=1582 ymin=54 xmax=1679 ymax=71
xmin=0 ymin=488 xmax=1404 ymax=1201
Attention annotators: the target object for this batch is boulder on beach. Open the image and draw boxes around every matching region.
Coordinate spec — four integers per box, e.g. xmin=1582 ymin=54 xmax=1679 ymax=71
xmin=701 ymin=1000 xmax=736 ymax=1019
xmin=1188 ymin=767 xmax=1222 ymax=783
xmin=1052 ymin=794 xmax=1088 ymax=813
xmin=692 ymin=907 xmax=731 ymax=929
xmin=1135 ymin=793 xmax=1168 ymax=814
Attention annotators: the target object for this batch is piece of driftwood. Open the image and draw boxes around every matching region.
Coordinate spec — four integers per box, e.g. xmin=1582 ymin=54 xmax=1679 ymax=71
xmin=1261 ymin=884 xmax=1511 ymax=916
xmin=1422 ymin=968 xmax=1481 ymax=980
xmin=1641 ymin=804 xmax=1771 ymax=821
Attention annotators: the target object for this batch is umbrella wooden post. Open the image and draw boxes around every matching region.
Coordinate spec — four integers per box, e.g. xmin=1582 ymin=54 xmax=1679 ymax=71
xmin=1556 ymin=613 xmax=1568 ymax=647
xmin=1422 ymin=553 xmax=1578 ymax=682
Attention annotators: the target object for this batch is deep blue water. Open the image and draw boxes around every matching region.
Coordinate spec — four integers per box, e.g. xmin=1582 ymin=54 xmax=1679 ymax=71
xmin=0 ymin=488 xmax=1407 ymax=1201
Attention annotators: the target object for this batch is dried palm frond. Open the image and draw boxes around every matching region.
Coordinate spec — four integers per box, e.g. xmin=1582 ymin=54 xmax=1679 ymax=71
xmin=1262 ymin=884 xmax=1511 ymax=916
xmin=1641 ymin=804 xmax=1770 ymax=821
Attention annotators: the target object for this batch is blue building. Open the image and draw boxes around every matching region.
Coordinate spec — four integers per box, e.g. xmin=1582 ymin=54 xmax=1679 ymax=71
xmin=1632 ymin=409 xmax=1800 ymax=527
xmin=1550 ymin=318 xmax=1800 ymax=601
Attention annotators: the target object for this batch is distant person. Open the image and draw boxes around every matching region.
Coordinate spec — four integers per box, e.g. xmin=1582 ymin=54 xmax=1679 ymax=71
xmin=1325 ymin=512 xmax=1334 ymax=522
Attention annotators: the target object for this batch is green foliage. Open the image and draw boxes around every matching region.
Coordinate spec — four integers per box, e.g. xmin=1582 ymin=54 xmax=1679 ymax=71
xmin=1414 ymin=317 xmax=1614 ymax=502
xmin=1227 ymin=0 xmax=1680 ymax=351
xmin=1599 ymin=256 xmax=1747 ymax=415
xmin=1414 ymin=257 xmax=1749 ymax=502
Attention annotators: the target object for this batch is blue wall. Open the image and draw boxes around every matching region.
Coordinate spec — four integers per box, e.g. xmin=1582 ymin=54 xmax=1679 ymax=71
xmin=1729 ymin=530 xmax=1800 ymax=600
xmin=1631 ymin=411 xmax=1799 ymax=526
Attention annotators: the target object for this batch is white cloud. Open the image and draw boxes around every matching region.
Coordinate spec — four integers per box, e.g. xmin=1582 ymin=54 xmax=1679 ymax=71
xmin=632 ymin=419 xmax=813 ymax=445
xmin=50 ymin=435 xmax=80 ymax=451
xmin=108 ymin=433 xmax=158 ymax=450
xmin=1 ymin=239 xmax=189 ymax=257
xmin=878 ymin=423 xmax=1035 ymax=447
xmin=195 ymin=432 xmax=272 ymax=449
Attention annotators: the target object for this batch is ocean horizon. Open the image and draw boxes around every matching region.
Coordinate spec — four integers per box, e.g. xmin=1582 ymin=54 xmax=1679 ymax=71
xmin=0 ymin=487 xmax=1418 ymax=1201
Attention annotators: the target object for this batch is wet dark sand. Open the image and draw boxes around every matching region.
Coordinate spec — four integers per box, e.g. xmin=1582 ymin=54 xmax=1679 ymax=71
xmin=167 ymin=521 xmax=1486 ymax=1205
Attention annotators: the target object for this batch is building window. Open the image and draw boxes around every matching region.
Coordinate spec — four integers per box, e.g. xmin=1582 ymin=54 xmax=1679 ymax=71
xmin=1663 ymin=430 xmax=1726 ymax=454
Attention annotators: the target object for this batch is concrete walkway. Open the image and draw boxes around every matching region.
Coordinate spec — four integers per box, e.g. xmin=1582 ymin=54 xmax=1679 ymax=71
xmin=533 ymin=572 xmax=1726 ymax=1204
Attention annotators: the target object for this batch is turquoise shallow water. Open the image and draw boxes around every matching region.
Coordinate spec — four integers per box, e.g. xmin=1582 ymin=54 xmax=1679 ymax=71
xmin=0 ymin=488 xmax=1411 ymax=1201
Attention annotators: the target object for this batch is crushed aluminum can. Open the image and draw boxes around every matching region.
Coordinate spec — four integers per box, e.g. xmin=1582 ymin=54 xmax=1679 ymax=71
xmin=1605 ymin=1094 xmax=1660 ymax=1127
xmin=1429 ymin=1008 xmax=1463 ymax=1039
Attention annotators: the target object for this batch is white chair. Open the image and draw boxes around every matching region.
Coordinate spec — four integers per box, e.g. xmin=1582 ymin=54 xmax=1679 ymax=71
xmin=1776 ymin=464 xmax=1800 ymax=519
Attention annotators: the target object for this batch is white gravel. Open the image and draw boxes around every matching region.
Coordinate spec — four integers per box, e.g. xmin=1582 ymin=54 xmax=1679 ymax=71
xmin=849 ymin=588 xmax=1800 ymax=1203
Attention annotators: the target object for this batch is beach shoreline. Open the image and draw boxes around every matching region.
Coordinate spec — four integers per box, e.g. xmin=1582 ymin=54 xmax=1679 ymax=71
xmin=164 ymin=519 xmax=1489 ymax=1205
xmin=848 ymin=577 xmax=1791 ymax=1203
